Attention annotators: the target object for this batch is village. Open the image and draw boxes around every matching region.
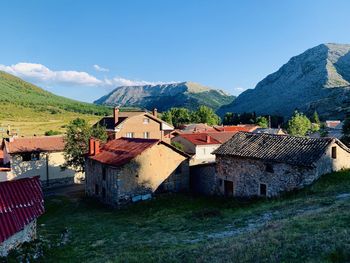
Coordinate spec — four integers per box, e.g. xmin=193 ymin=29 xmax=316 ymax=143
xmin=1 ymin=105 xmax=350 ymax=259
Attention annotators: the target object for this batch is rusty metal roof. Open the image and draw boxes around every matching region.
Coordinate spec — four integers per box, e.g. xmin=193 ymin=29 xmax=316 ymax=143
xmin=4 ymin=136 xmax=65 ymax=154
xmin=0 ymin=176 xmax=44 ymax=243
xmin=213 ymin=132 xmax=349 ymax=166
xmin=89 ymin=138 xmax=160 ymax=166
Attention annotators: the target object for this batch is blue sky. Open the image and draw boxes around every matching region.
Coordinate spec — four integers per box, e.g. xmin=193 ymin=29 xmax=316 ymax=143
xmin=1 ymin=0 xmax=350 ymax=102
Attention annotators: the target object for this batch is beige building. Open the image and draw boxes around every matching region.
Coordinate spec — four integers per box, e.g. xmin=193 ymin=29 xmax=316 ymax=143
xmin=85 ymin=138 xmax=189 ymax=207
xmin=214 ymin=132 xmax=350 ymax=197
xmin=0 ymin=136 xmax=83 ymax=186
xmin=96 ymin=108 xmax=174 ymax=142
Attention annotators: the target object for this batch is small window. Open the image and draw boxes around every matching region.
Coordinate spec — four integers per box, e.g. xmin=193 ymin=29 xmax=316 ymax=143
xmin=126 ymin=132 xmax=134 ymax=138
xmin=218 ymin=178 xmax=223 ymax=186
xmin=102 ymin=167 xmax=106 ymax=181
xmin=95 ymin=184 xmax=99 ymax=195
xmin=332 ymin=146 xmax=337 ymax=159
xmin=102 ymin=187 xmax=106 ymax=199
xmin=265 ymin=164 xmax=274 ymax=173
xmin=259 ymin=183 xmax=267 ymax=196
xmin=143 ymin=132 xmax=150 ymax=139
xmin=31 ymin=152 xmax=40 ymax=161
xmin=22 ymin=153 xmax=32 ymax=161
xmin=143 ymin=118 xmax=150 ymax=124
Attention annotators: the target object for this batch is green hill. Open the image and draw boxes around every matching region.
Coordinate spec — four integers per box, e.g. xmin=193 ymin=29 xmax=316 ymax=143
xmin=0 ymin=71 xmax=111 ymax=136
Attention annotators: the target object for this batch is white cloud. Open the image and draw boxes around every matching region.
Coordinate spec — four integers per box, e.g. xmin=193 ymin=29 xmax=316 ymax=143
xmin=93 ymin=64 xmax=109 ymax=72
xmin=0 ymin=62 xmax=177 ymax=89
xmin=0 ymin=62 xmax=102 ymax=86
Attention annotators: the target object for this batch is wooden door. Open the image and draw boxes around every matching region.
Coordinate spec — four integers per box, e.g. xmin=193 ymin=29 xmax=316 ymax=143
xmin=224 ymin=180 xmax=234 ymax=196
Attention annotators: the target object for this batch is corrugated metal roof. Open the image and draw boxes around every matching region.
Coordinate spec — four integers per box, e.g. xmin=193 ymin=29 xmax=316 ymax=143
xmin=213 ymin=132 xmax=347 ymax=167
xmin=5 ymin=136 xmax=65 ymax=154
xmin=89 ymin=138 xmax=160 ymax=166
xmin=0 ymin=176 xmax=44 ymax=243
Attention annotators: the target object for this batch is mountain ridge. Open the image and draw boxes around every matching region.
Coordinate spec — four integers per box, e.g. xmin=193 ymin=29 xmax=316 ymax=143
xmin=217 ymin=43 xmax=350 ymax=119
xmin=94 ymin=81 xmax=234 ymax=111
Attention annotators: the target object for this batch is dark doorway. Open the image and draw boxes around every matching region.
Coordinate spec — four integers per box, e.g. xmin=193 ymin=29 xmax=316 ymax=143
xmin=224 ymin=180 xmax=234 ymax=196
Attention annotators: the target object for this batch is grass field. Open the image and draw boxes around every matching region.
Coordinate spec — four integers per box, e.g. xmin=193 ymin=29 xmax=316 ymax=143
xmin=5 ymin=171 xmax=350 ymax=263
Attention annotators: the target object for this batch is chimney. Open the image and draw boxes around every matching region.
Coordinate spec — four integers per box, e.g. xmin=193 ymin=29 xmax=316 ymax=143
xmin=94 ymin=140 xmax=100 ymax=155
xmin=89 ymin=138 xmax=95 ymax=156
xmin=206 ymin=135 xmax=211 ymax=143
xmin=152 ymin=108 xmax=158 ymax=118
xmin=114 ymin=107 xmax=119 ymax=125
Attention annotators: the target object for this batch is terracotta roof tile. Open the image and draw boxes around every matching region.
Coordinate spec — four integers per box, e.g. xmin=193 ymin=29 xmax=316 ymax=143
xmin=5 ymin=136 xmax=65 ymax=154
xmin=0 ymin=176 xmax=44 ymax=243
xmin=178 ymin=133 xmax=221 ymax=145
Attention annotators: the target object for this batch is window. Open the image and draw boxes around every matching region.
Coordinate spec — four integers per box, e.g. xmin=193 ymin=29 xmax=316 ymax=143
xmin=102 ymin=167 xmax=106 ymax=181
xmin=143 ymin=132 xmax=150 ymax=139
xmin=143 ymin=118 xmax=150 ymax=124
xmin=126 ymin=132 xmax=134 ymax=138
xmin=95 ymin=184 xmax=99 ymax=195
xmin=21 ymin=152 xmax=40 ymax=161
xmin=259 ymin=183 xmax=267 ymax=196
xmin=102 ymin=187 xmax=106 ymax=199
xmin=332 ymin=146 xmax=337 ymax=159
xmin=265 ymin=163 xmax=274 ymax=173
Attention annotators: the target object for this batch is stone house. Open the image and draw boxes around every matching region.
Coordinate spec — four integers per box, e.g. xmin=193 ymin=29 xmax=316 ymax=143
xmin=85 ymin=138 xmax=189 ymax=207
xmin=0 ymin=176 xmax=44 ymax=257
xmin=95 ymin=108 xmax=174 ymax=142
xmin=213 ymin=132 xmax=350 ymax=197
xmin=0 ymin=136 xmax=83 ymax=187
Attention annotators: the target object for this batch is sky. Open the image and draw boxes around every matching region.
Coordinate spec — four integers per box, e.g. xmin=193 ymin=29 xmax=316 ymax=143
xmin=1 ymin=0 xmax=350 ymax=102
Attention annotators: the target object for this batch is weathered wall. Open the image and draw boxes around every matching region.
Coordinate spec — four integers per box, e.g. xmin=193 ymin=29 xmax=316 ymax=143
xmin=0 ymin=219 xmax=36 ymax=257
xmin=3 ymin=152 xmax=83 ymax=185
xmin=108 ymin=114 xmax=170 ymax=142
xmin=85 ymin=143 xmax=189 ymax=207
xmin=216 ymin=156 xmax=317 ymax=197
xmin=190 ymin=163 xmax=217 ymax=195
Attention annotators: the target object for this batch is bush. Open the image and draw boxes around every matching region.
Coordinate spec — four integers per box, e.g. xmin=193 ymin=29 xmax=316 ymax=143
xmin=45 ymin=130 xmax=62 ymax=136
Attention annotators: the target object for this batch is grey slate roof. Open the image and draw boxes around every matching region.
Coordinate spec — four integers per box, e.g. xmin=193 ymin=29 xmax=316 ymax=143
xmin=213 ymin=132 xmax=350 ymax=167
xmin=253 ymin=128 xmax=286 ymax=135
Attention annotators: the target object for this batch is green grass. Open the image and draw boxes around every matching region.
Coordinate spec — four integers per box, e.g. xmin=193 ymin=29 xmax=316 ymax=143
xmin=0 ymin=71 xmax=112 ymax=136
xmin=6 ymin=170 xmax=350 ymax=263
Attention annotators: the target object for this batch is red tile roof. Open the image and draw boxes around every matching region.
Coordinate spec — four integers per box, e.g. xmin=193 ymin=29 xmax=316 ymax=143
xmin=205 ymin=132 xmax=238 ymax=144
xmin=0 ymin=176 xmax=44 ymax=243
xmin=89 ymin=138 xmax=160 ymax=166
xmin=213 ymin=125 xmax=258 ymax=132
xmin=178 ymin=133 xmax=221 ymax=145
xmin=4 ymin=136 xmax=65 ymax=154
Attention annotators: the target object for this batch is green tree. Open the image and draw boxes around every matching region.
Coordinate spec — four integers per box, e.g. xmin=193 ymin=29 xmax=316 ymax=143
xmin=256 ymin=116 xmax=268 ymax=128
xmin=161 ymin=111 xmax=173 ymax=125
xmin=169 ymin=108 xmax=192 ymax=128
xmin=341 ymin=117 xmax=350 ymax=146
xmin=64 ymin=118 xmax=107 ymax=172
xmin=191 ymin=106 xmax=221 ymax=126
xmin=44 ymin=130 xmax=62 ymax=136
xmin=311 ymin=111 xmax=320 ymax=125
xmin=287 ymin=111 xmax=312 ymax=136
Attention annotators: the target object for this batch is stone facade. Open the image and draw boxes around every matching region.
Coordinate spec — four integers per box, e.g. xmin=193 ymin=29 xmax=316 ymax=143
xmin=1 ymin=150 xmax=83 ymax=186
xmin=0 ymin=220 xmax=37 ymax=257
xmin=216 ymin=143 xmax=350 ymax=197
xmin=85 ymin=143 xmax=189 ymax=207
xmin=190 ymin=163 xmax=217 ymax=195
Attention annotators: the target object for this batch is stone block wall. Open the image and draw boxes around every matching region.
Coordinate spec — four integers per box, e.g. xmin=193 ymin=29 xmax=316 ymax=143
xmin=190 ymin=163 xmax=217 ymax=195
xmin=216 ymin=156 xmax=317 ymax=197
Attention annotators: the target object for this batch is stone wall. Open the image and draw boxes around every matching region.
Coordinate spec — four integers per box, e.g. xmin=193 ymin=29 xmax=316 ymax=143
xmin=216 ymin=156 xmax=317 ymax=197
xmin=190 ymin=163 xmax=217 ymax=195
xmin=85 ymin=143 xmax=189 ymax=207
xmin=0 ymin=220 xmax=36 ymax=257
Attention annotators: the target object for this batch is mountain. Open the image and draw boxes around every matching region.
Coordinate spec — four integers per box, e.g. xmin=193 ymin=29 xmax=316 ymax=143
xmin=218 ymin=43 xmax=350 ymax=119
xmin=94 ymin=81 xmax=235 ymax=111
xmin=0 ymin=70 xmax=110 ymax=116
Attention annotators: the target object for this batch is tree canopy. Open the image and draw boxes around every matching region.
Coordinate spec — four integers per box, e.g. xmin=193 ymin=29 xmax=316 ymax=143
xmin=287 ymin=111 xmax=312 ymax=136
xmin=255 ymin=116 xmax=268 ymax=128
xmin=63 ymin=118 xmax=107 ymax=172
